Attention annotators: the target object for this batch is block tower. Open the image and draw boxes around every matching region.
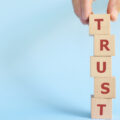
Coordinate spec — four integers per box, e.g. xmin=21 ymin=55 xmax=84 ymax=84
xmin=89 ymin=14 xmax=116 ymax=119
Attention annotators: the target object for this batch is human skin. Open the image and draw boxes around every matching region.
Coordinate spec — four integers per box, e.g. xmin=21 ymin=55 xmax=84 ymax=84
xmin=72 ymin=0 xmax=120 ymax=24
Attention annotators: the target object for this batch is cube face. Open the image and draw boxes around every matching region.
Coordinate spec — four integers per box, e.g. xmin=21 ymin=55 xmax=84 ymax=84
xmin=94 ymin=77 xmax=116 ymax=98
xmin=90 ymin=56 xmax=112 ymax=77
xmin=89 ymin=14 xmax=110 ymax=35
xmin=90 ymin=57 xmax=112 ymax=77
xmin=94 ymin=35 xmax=115 ymax=56
xmin=91 ymin=96 xmax=112 ymax=119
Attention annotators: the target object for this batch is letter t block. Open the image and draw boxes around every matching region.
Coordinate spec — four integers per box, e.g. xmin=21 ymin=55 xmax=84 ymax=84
xmin=91 ymin=96 xmax=112 ymax=119
xmin=89 ymin=14 xmax=110 ymax=35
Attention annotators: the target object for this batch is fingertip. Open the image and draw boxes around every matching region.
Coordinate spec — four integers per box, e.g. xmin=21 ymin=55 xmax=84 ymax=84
xmin=109 ymin=9 xmax=118 ymax=21
xmin=82 ymin=16 xmax=89 ymax=22
xmin=81 ymin=12 xmax=92 ymax=24
xmin=107 ymin=0 xmax=119 ymax=21
xmin=81 ymin=19 xmax=89 ymax=25
xmin=81 ymin=0 xmax=93 ymax=24
xmin=81 ymin=12 xmax=93 ymax=25
xmin=81 ymin=10 xmax=89 ymax=21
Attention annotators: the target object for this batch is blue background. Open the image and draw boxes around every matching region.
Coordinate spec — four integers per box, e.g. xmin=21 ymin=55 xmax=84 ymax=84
xmin=0 ymin=0 xmax=120 ymax=119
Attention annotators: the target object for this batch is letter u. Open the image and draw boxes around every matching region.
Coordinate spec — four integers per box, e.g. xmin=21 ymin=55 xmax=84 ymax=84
xmin=97 ymin=62 xmax=106 ymax=73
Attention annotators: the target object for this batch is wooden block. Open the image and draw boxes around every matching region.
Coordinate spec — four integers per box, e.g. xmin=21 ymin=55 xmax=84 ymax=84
xmin=94 ymin=77 xmax=116 ymax=98
xmin=89 ymin=14 xmax=110 ymax=35
xmin=94 ymin=35 xmax=115 ymax=56
xmin=91 ymin=96 xmax=112 ymax=119
xmin=90 ymin=56 xmax=112 ymax=77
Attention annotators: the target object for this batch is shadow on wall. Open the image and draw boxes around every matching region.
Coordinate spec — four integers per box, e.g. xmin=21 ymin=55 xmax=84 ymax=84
xmin=40 ymin=99 xmax=91 ymax=119
xmin=22 ymin=80 xmax=91 ymax=119
xmin=51 ymin=104 xmax=91 ymax=119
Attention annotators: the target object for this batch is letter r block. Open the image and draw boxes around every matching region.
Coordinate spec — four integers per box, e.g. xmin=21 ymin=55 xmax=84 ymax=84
xmin=94 ymin=77 xmax=116 ymax=98
xmin=91 ymin=96 xmax=112 ymax=119
xmin=90 ymin=56 xmax=112 ymax=77
xmin=94 ymin=35 xmax=115 ymax=56
xmin=89 ymin=14 xmax=110 ymax=35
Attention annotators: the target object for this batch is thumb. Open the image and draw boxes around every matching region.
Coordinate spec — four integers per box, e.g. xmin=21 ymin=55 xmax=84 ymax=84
xmin=107 ymin=0 xmax=119 ymax=21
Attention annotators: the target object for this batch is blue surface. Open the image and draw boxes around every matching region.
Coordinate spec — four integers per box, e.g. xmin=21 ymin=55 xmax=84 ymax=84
xmin=0 ymin=0 xmax=120 ymax=119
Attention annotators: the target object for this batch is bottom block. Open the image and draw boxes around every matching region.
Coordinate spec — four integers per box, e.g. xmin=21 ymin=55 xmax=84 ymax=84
xmin=91 ymin=95 xmax=112 ymax=119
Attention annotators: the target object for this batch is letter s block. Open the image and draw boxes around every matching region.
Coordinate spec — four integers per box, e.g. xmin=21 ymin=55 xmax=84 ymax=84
xmin=94 ymin=77 xmax=116 ymax=98
xmin=89 ymin=14 xmax=110 ymax=35
xmin=91 ymin=96 xmax=112 ymax=119
xmin=94 ymin=35 xmax=115 ymax=56
xmin=90 ymin=56 xmax=112 ymax=77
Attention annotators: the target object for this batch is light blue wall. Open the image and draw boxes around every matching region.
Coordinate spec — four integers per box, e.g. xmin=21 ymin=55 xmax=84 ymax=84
xmin=0 ymin=0 xmax=120 ymax=120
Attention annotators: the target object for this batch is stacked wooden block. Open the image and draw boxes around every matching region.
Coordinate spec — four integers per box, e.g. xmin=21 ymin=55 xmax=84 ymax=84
xmin=89 ymin=14 xmax=116 ymax=119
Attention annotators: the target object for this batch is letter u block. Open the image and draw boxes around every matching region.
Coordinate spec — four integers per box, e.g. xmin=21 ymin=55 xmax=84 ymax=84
xmin=90 ymin=56 xmax=112 ymax=77
xmin=91 ymin=96 xmax=112 ymax=119
xmin=94 ymin=35 xmax=115 ymax=56
xmin=89 ymin=14 xmax=110 ymax=35
xmin=94 ymin=77 xmax=116 ymax=98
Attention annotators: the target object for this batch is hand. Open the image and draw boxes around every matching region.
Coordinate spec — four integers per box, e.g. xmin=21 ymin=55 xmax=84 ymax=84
xmin=72 ymin=0 xmax=120 ymax=24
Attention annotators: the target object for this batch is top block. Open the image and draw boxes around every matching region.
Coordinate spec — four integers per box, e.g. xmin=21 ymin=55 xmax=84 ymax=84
xmin=89 ymin=14 xmax=110 ymax=35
